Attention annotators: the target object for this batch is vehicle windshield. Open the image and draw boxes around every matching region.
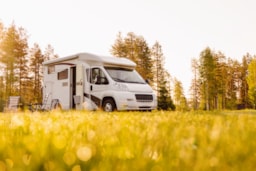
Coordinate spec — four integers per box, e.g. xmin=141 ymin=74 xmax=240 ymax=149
xmin=105 ymin=67 xmax=146 ymax=84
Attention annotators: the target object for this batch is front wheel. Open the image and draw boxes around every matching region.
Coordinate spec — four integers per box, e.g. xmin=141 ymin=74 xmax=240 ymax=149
xmin=102 ymin=98 xmax=116 ymax=112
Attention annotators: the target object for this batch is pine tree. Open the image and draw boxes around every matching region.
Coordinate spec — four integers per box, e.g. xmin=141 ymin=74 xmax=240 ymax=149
xmin=213 ymin=51 xmax=228 ymax=109
xmin=135 ymin=36 xmax=152 ymax=82
xmin=151 ymin=41 xmax=175 ymax=110
xmin=197 ymin=48 xmax=244 ymax=110
xmin=225 ymin=58 xmax=239 ymax=109
xmin=1 ymin=25 xmax=17 ymax=97
xmin=151 ymin=41 xmax=165 ymax=95
xmin=173 ymin=78 xmax=188 ymax=111
xmin=0 ymin=22 xmax=4 ymax=111
xmin=190 ymin=58 xmax=200 ymax=110
xmin=44 ymin=44 xmax=58 ymax=61
xmin=29 ymin=43 xmax=44 ymax=103
xmin=110 ymin=32 xmax=127 ymax=57
xmin=240 ymin=53 xmax=252 ymax=108
xmin=198 ymin=47 xmax=216 ymax=110
xmin=158 ymin=71 xmax=175 ymax=110
xmin=246 ymin=57 xmax=256 ymax=108
xmin=111 ymin=32 xmax=175 ymax=110
xmin=111 ymin=32 xmax=153 ymax=81
xmin=15 ymin=27 xmax=29 ymax=101
xmin=0 ymin=23 xmax=29 ymax=109
xmin=0 ymin=24 xmax=29 ymax=99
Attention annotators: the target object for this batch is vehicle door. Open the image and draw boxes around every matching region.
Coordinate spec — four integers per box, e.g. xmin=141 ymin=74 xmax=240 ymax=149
xmin=89 ymin=67 xmax=109 ymax=108
xmin=55 ymin=68 xmax=70 ymax=109
xmin=72 ymin=64 xmax=84 ymax=110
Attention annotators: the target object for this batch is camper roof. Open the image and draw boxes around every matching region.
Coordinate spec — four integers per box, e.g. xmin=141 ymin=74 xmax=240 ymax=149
xmin=43 ymin=52 xmax=136 ymax=68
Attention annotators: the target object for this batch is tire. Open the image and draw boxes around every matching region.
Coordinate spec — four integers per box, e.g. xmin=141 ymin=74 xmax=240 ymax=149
xmin=102 ymin=98 xmax=116 ymax=112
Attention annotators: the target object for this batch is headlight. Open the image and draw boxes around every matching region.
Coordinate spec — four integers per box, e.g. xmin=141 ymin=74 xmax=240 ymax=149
xmin=113 ymin=82 xmax=129 ymax=91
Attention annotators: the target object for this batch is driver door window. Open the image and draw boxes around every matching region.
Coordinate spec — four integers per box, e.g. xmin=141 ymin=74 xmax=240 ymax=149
xmin=90 ymin=68 xmax=108 ymax=85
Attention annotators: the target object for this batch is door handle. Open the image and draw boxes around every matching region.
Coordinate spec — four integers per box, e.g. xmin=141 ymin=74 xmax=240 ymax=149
xmin=90 ymin=85 xmax=93 ymax=91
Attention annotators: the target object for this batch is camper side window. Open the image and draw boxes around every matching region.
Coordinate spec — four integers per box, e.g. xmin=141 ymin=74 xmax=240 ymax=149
xmin=58 ymin=69 xmax=68 ymax=80
xmin=90 ymin=68 xmax=108 ymax=85
xmin=48 ymin=65 xmax=55 ymax=74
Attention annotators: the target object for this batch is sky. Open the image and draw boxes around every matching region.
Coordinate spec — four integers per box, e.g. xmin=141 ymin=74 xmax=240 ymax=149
xmin=1 ymin=0 xmax=256 ymax=97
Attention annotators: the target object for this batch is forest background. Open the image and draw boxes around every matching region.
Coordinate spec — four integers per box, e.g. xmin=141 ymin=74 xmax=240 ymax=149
xmin=0 ymin=22 xmax=256 ymax=112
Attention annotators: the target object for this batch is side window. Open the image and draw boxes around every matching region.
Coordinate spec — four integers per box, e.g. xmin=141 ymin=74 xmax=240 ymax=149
xmin=86 ymin=69 xmax=90 ymax=82
xmin=48 ymin=65 xmax=55 ymax=74
xmin=58 ymin=69 xmax=68 ymax=80
xmin=91 ymin=68 xmax=108 ymax=85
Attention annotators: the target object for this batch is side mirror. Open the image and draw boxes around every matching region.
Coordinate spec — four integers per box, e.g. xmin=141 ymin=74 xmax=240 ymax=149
xmin=101 ymin=77 xmax=109 ymax=84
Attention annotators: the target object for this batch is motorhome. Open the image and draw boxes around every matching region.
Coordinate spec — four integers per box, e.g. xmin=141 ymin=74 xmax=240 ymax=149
xmin=42 ymin=52 xmax=157 ymax=112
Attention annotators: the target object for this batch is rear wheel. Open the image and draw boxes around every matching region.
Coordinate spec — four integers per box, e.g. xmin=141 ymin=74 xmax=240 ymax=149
xmin=102 ymin=98 xmax=116 ymax=112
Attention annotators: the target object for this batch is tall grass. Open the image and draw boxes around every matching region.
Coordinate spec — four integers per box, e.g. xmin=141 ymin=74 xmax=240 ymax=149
xmin=0 ymin=110 xmax=256 ymax=171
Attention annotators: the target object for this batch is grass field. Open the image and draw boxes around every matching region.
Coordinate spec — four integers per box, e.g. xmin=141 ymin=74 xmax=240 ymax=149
xmin=0 ymin=110 xmax=256 ymax=171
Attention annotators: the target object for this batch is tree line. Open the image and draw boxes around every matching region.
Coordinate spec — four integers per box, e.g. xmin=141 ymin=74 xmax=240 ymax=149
xmin=110 ymin=32 xmax=176 ymax=110
xmin=190 ymin=47 xmax=256 ymax=110
xmin=109 ymin=32 xmax=256 ymax=111
xmin=0 ymin=22 xmax=58 ymax=111
xmin=1 ymin=21 xmax=255 ymax=111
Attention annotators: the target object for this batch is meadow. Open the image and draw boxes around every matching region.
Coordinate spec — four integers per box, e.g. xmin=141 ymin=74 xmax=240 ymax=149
xmin=0 ymin=110 xmax=256 ymax=171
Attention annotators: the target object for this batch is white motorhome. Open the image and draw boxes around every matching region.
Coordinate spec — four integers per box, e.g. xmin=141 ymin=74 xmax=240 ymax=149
xmin=42 ymin=52 xmax=157 ymax=112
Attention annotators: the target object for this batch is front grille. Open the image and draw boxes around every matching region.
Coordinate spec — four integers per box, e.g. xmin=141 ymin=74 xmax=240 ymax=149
xmin=135 ymin=94 xmax=153 ymax=102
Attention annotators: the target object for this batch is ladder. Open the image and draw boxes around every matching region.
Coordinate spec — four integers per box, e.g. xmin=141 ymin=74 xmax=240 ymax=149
xmin=41 ymin=93 xmax=51 ymax=111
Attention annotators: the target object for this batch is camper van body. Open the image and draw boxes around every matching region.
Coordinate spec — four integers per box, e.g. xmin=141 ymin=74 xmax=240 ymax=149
xmin=42 ymin=53 xmax=157 ymax=111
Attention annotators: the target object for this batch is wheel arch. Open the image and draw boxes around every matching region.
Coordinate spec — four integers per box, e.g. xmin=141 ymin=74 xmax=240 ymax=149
xmin=102 ymin=96 xmax=117 ymax=111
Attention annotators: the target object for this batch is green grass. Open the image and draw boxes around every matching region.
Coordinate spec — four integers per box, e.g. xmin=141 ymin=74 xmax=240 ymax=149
xmin=0 ymin=110 xmax=256 ymax=171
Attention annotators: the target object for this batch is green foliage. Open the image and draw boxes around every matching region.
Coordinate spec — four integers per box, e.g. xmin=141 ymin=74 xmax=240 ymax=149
xmin=190 ymin=58 xmax=200 ymax=110
xmin=240 ymin=54 xmax=251 ymax=108
xmin=0 ymin=23 xmax=58 ymax=110
xmin=151 ymin=41 xmax=165 ymax=94
xmin=198 ymin=47 xmax=217 ymax=110
xmin=151 ymin=42 xmax=174 ymax=110
xmin=173 ymin=78 xmax=188 ymax=111
xmin=0 ymin=25 xmax=20 ymax=97
xmin=111 ymin=33 xmax=174 ymax=110
xmin=0 ymin=23 xmax=30 ymax=106
xmin=195 ymin=47 xmax=254 ymax=110
xmin=0 ymin=110 xmax=256 ymax=171
xmin=111 ymin=32 xmax=153 ymax=82
xmin=247 ymin=57 xmax=256 ymax=108
xmin=29 ymin=43 xmax=44 ymax=104
xmin=157 ymin=81 xmax=175 ymax=110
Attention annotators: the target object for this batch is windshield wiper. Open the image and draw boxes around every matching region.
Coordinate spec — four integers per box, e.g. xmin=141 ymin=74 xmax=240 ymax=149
xmin=112 ymin=77 xmax=126 ymax=82
xmin=125 ymin=81 xmax=145 ymax=84
xmin=112 ymin=77 xmax=145 ymax=84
